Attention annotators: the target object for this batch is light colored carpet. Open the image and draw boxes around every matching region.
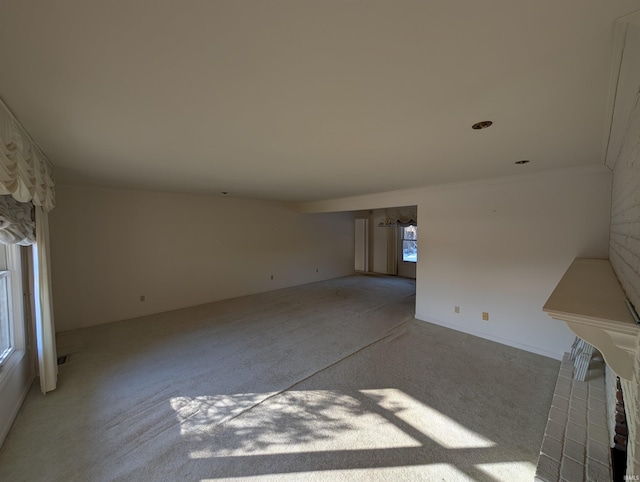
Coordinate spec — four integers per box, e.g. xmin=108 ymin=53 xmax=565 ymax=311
xmin=0 ymin=275 xmax=559 ymax=481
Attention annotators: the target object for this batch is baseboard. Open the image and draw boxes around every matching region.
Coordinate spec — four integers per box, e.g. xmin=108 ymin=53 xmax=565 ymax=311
xmin=414 ymin=313 xmax=564 ymax=360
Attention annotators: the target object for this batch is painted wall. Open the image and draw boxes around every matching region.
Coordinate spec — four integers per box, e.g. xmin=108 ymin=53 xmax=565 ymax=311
xmin=607 ymin=21 xmax=640 ymax=476
xmin=49 ymin=186 xmax=354 ymax=331
xmin=414 ymin=168 xmax=610 ymax=359
xmin=298 ymin=165 xmax=612 ymax=360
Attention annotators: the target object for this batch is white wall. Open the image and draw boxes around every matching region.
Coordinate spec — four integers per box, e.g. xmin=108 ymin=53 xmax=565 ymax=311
xmin=607 ymin=20 xmax=640 ymax=476
xmin=414 ymin=168 xmax=610 ymax=359
xmin=49 ymin=186 xmax=354 ymax=331
xmin=298 ymin=165 xmax=612 ymax=360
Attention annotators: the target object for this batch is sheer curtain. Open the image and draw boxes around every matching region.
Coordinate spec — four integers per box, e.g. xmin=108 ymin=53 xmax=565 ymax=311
xmin=0 ymin=98 xmax=57 ymax=393
xmin=33 ymin=207 xmax=56 ymax=393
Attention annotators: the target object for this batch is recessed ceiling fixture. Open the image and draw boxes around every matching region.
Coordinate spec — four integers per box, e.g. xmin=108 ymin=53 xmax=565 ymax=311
xmin=515 ymin=160 xmax=530 ymax=165
xmin=471 ymin=120 xmax=493 ymax=130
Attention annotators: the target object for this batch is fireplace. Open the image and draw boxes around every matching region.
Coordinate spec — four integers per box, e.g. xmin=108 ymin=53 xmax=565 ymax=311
xmin=542 ymin=257 xmax=640 ymax=478
xmin=611 ymin=376 xmax=629 ymax=481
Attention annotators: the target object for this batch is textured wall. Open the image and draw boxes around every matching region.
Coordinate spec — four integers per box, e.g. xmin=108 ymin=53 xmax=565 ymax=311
xmin=609 ymin=87 xmax=640 ymax=475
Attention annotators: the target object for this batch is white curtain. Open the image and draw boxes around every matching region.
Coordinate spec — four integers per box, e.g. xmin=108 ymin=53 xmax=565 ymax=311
xmin=0 ymin=98 xmax=57 ymax=393
xmin=33 ymin=207 xmax=57 ymax=393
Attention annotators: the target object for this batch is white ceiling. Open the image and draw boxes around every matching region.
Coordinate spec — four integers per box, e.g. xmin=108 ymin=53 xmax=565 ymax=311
xmin=1 ymin=1 xmax=639 ymax=203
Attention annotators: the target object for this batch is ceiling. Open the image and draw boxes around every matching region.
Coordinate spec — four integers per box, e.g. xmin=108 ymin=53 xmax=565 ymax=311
xmin=1 ymin=1 xmax=639 ymax=203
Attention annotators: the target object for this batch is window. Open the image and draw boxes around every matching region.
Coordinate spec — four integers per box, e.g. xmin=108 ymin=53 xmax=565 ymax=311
xmin=0 ymin=244 xmax=11 ymax=364
xmin=402 ymin=225 xmax=417 ymax=263
xmin=0 ymin=271 xmax=10 ymax=362
xmin=0 ymin=243 xmax=22 ymax=367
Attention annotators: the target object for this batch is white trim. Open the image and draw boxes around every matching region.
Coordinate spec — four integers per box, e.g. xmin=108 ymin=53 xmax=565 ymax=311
xmin=0 ymin=271 xmax=12 ymax=366
xmin=542 ymin=258 xmax=639 ymax=380
xmin=0 ymin=245 xmax=25 ymax=378
xmin=0 ymin=246 xmax=22 ymax=367
xmin=7 ymin=245 xmax=24 ymax=351
xmin=414 ymin=312 xmax=564 ymax=360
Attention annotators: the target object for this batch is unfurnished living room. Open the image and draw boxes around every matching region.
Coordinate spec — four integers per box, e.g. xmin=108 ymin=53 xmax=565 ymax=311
xmin=1 ymin=1 xmax=640 ymax=481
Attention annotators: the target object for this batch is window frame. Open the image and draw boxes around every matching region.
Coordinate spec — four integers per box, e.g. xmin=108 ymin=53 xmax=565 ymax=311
xmin=0 ymin=244 xmax=24 ymax=368
xmin=401 ymin=224 xmax=418 ymax=263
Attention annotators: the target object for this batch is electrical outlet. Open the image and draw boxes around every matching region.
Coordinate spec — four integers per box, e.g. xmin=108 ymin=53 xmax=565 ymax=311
xmin=454 ymin=306 xmax=460 ymax=314
xmin=482 ymin=312 xmax=489 ymax=321
xmin=270 ymin=275 xmax=274 ymax=280
xmin=316 ymin=268 xmax=319 ymax=273
xmin=140 ymin=295 xmax=145 ymax=302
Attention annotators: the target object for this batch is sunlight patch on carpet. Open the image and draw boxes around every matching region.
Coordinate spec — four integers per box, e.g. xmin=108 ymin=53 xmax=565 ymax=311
xmin=360 ymin=388 xmax=496 ymax=449
xmin=171 ymin=392 xmax=278 ymax=435
xmin=172 ymin=390 xmax=421 ymax=459
xmin=475 ymin=461 xmax=537 ymax=480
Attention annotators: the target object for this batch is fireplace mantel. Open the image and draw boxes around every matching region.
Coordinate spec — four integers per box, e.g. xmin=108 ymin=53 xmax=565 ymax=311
xmin=543 ymin=258 xmax=639 ymax=380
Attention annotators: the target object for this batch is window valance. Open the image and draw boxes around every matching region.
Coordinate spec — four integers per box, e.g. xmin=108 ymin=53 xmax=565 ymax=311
xmin=0 ymin=99 xmax=55 ymax=212
xmin=388 ymin=206 xmax=417 ymax=225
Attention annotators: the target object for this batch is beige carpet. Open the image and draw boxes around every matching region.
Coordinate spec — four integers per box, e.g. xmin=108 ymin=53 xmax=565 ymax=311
xmin=0 ymin=275 xmax=559 ymax=481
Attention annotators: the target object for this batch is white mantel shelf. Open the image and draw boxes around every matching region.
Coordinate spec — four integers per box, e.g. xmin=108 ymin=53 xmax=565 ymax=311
xmin=543 ymin=258 xmax=639 ymax=380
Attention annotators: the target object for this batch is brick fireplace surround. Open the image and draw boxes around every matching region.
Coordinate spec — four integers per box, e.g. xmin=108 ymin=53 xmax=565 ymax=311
xmin=608 ymin=84 xmax=640 ymax=479
xmin=601 ymin=14 xmax=640 ymax=479
xmin=535 ymin=354 xmax=611 ymax=481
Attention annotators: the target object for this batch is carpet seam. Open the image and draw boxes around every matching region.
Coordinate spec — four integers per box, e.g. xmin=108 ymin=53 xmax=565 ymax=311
xmin=127 ymin=295 xmax=417 ymax=436
xmin=216 ymin=313 xmax=416 ymax=428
